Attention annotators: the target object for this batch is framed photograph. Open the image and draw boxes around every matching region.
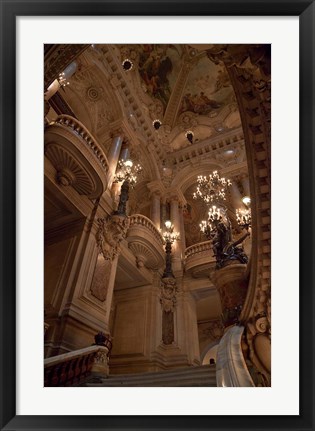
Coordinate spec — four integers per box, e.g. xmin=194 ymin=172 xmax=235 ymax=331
xmin=1 ymin=1 xmax=314 ymax=430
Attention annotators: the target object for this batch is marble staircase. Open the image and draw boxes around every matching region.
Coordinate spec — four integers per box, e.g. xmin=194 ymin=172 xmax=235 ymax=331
xmin=83 ymin=364 xmax=217 ymax=387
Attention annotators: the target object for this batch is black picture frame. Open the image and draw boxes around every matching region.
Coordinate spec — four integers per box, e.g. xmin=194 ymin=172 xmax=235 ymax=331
xmin=0 ymin=1 xmax=314 ymax=430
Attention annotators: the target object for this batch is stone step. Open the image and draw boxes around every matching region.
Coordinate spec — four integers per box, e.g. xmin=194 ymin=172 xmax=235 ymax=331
xmin=84 ymin=364 xmax=217 ymax=387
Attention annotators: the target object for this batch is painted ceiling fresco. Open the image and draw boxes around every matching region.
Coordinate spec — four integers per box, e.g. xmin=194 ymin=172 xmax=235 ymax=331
xmin=178 ymin=55 xmax=235 ymax=118
xmin=137 ymin=44 xmax=183 ymax=109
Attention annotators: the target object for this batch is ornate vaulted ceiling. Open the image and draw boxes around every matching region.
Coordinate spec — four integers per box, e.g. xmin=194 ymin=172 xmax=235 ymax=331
xmin=47 ymin=44 xmax=249 ymax=248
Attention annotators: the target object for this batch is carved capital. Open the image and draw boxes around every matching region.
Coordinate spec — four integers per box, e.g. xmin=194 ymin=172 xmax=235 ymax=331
xmin=96 ymin=214 xmax=130 ymax=260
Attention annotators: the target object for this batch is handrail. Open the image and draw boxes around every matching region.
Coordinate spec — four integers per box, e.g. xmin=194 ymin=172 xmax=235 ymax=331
xmin=44 ymin=345 xmax=109 ymax=387
xmin=128 ymin=214 xmax=164 ymax=245
xmin=185 ymin=240 xmax=213 ymax=259
xmin=50 ymin=114 xmax=109 ymax=171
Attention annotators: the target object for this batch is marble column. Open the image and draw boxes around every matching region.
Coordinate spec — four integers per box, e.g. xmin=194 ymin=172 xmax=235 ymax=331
xmin=150 ymin=193 xmax=161 ymax=230
xmin=44 ymin=61 xmax=78 ymax=100
xmin=160 ymin=199 xmax=168 ymax=229
xmin=119 ymin=141 xmax=130 ymax=162
xmin=241 ymin=177 xmax=250 ymax=198
xmin=229 ymin=182 xmax=243 ymax=211
xmin=170 ymin=197 xmax=182 ymax=273
xmin=179 ymin=204 xmax=186 ymax=253
xmin=107 ymin=134 xmax=123 ymax=189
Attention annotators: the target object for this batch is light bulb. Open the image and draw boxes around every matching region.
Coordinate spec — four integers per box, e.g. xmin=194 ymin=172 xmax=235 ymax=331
xmin=165 ymin=220 xmax=172 ymax=230
xmin=124 ymin=159 xmax=133 ymax=168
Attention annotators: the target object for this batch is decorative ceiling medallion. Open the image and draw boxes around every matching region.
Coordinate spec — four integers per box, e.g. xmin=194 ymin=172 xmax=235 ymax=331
xmin=86 ymin=86 xmax=102 ymax=102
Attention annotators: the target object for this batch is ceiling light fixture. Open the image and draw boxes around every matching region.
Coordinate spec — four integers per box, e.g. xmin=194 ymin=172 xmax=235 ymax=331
xmin=152 ymin=119 xmax=162 ymax=130
xmin=185 ymin=130 xmax=194 ymax=144
xmin=122 ymin=59 xmax=133 ymax=71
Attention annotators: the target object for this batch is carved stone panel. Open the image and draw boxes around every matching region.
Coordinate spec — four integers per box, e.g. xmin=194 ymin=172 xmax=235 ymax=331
xmin=90 ymin=254 xmax=111 ymax=302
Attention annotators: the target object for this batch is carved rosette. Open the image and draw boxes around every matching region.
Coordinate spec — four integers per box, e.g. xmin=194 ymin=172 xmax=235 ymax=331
xmin=160 ymin=277 xmax=177 ymax=313
xmin=96 ymin=214 xmax=130 ymax=261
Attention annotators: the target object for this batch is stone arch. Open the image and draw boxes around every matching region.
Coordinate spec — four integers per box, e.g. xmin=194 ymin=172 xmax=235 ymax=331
xmin=171 ymin=159 xmax=224 ymax=195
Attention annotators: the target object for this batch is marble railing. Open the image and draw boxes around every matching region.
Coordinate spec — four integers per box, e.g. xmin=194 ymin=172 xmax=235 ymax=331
xmin=127 ymin=214 xmax=165 ymax=270
xmin=45 ymin=115 xmax=109 ymax=199
xmin=184 ymin=240 xmax=216 ymax=276
xmin=185 ymin=240 xmax=213 ymax=259
xmin=44 ymin=345 xmax=110 ymax=387
xmin=129 ymin=214 xmax=164 ymax=245
xmin=53 ymin=115 xmax=109 ymax=171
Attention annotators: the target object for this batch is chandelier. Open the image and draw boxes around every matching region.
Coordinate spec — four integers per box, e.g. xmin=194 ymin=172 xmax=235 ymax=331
xmin=113 ymin=159 xmax=142 ymax=187
xmin=58 ymin=72 xmax=70 ymax=87
xmin=236 ymin=208 xmax=251 ymax=231
xmin=236 ymin=196 xmax=251 ymax=231
xmin=193 ymin=171 xmax=232 ymax=204
xmin=200 ymin=205 xmax=224 ymax=239
xmin=161 ymin=220 xmax=180 ymax=244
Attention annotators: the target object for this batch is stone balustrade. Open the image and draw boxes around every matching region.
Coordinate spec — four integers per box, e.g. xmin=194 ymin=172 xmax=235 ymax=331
xmin=129 ymin=214 xmax=164 ymax=245
xmin=185 ymin=240 xmax=213 ymax=259
xmin=184 ymin=240 xmax=216 ymax=277
xmin=44 ymin=345 xmax=110 ymax=387
xmin=53 ymin=115 xmax=109 ymax=170
xmin=127 ymin=214 xmax=165 ymax=270
xmin=45 ymin=115 xmax=109 ymax=199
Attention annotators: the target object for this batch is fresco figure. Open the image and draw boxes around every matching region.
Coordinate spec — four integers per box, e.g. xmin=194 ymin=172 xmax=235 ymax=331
xmin=180 ymin=91 xmax=221 ymax=116
xmin=138 ymin=44 xmax=176 ymax=108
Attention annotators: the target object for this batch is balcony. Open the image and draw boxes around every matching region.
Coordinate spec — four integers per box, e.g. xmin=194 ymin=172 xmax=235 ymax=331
xmin=184 ymin=240 xmax=216 ymax=278
xmin=127 ymin=214 xmax=165 ymax=270
xmin=44 ymin=115 xmax=109 ymax=199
